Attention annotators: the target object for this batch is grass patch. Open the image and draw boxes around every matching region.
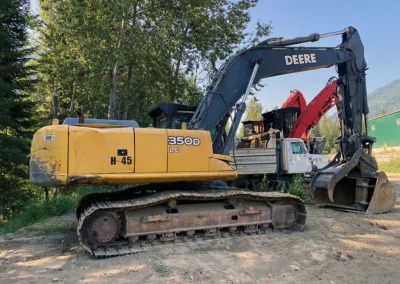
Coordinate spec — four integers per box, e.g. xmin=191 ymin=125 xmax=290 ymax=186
xmin=258 ymin=174 xmax=272 ymax=192
xmin=36 ymin=225 xmax=76 ymax=235
xmin=257 ymin=174 xmax=309 ymax=198
xmin=278 ymin=174 xmax=308 ymax=198
xmin=2 ymin=185 xmax=114 ymax=234
xmin=153 ymin=263 xmax=170 ymax=276
xmin=2 ymin=196 xmax=75 ymax=234
xmin=379 ymin=159 xmax=400 ymax=173
xmin=286 ymin=174 xmax=306 ymax=197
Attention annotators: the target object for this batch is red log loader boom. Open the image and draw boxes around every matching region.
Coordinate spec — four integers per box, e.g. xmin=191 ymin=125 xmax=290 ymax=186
xmin=281 ymin=89 xmax=307 ymax=112
xmin=287 ymin=79 xmax=338 ymax=140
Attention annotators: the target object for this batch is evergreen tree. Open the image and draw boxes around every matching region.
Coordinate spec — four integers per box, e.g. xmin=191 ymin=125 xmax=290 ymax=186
xmin=0 ymin=0 xmax=37 ymax=219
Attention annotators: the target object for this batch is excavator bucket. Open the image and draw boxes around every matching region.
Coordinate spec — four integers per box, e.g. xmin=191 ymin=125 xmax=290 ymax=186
xmin=368 ymin=172 xmax=397 ymax=213
xmin=310 ymin=150 xmax=396 ymax=214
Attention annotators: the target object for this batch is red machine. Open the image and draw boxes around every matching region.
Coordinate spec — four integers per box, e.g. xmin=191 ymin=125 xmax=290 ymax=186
xmin=281 ymin=89 xmax=307 ymax=111
xmin=286 ymin=80 xmax=338 ymax=139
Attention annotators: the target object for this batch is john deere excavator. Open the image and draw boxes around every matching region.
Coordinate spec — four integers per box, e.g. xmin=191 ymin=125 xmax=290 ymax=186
xmin=29 ymin=26 xmax=396 ymax=257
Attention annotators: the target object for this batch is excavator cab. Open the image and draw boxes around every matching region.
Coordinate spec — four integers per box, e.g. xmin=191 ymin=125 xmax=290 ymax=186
xmin=148 ymin=103 xmax=197 ymax=129
xmin=148 ymin=102 xmax=225 ymax=144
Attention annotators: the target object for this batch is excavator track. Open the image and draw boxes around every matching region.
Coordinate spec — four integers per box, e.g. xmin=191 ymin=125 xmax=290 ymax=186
xmin=76 ymin=182 xmax=307 ymax=257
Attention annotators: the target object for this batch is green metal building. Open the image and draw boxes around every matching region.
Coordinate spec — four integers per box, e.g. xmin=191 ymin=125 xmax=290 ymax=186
xmin=368 ymin=110 xmax=400 ymax=147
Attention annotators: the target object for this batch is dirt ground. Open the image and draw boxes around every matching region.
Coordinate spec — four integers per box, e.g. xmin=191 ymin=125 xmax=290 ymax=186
xmin=1 ymin=175 xmax=400 ymax=284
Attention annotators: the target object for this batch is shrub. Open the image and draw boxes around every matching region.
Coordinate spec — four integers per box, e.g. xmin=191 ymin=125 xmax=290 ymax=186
xmin=2 ymin=185 xmax=113 ymax=234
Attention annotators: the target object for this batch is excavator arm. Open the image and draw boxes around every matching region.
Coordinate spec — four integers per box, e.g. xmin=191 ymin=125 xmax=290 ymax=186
xmin=187 ymin=27 xmax=367 ymax=158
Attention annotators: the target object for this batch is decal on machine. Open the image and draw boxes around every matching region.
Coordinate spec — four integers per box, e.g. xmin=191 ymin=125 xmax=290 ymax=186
xmin=168 ymin=136 xmax=201 ymax=146
xmin=168 ymin=136 xmax=201 ymax=154
xmin=285 ymin=53 xmax=316 ymax=65
xmin=42 ymin=135 xmax=56 ymax=141
xmin=110 ymin=149 xmax=132 ymax=165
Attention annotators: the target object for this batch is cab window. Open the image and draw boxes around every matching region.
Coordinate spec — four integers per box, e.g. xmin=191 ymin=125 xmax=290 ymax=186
xmin=171 ymin=113 xmax=193 ymax=129
xmin=291 ymin=142 xmax=306 ymax=154
xmin=156 ymin=116 xmax=168 ymax=128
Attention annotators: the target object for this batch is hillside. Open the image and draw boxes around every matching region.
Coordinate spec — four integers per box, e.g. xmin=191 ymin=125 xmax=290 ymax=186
xmin=328 ymin=79 xmax=400 ymax=119
xmin=368 ymin=79 xmax=400 ymax=118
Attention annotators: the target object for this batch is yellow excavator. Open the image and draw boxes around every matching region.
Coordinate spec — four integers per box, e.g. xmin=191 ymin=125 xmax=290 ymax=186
xmin=29 ymin=27 xmax=396 ymax=257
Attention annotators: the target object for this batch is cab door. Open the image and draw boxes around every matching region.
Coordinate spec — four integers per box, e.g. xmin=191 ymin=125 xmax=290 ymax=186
xmin=288 ymin=140 xmax=312 ymax=174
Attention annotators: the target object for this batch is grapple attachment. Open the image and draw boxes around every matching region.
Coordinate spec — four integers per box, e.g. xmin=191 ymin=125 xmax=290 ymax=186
xmin=310 ymin=150 xmax=396 ymax=214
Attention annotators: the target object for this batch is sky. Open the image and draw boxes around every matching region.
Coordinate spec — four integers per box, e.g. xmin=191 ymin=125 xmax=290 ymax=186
xmin=244 ymin=0 xmax=400 ymax=112
xmin=29 ymin=0 xmax=400 ymax=113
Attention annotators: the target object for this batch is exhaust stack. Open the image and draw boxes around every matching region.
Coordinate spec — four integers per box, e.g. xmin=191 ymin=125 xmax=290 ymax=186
xmin=52 ymin=94 xmax=59 ymax=125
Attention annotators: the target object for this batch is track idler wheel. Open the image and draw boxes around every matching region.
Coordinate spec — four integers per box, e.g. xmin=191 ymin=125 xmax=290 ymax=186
xmin=86 ymin=212 xmax=121 ymax=246
xmin=275 ymin=199 xmax=307 ymax=232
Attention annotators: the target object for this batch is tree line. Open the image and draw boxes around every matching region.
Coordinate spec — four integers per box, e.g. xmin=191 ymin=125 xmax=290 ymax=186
xmin=32 ymin=0 xmax=271 ymax=126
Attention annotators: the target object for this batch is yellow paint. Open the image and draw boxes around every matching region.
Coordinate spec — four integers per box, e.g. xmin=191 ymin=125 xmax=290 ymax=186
xmin=69 ymin=127 xmax=134 ymax=175
xmin=68 ymin=171 xmax=237 ymax=185
xmin=75 ymin=124 xmax=126 ymax=128
xmin=29 ymin=124 xmax=239 ymax=187
xmin=213 ymin=154 xmax=234 ymax=163
xmin=30 ymin=125 xmax=69 ymax=186
xmin=209 ymin=158 xmax=236 ymax=172
xmin=135 ymin=128 xmax=167 ymax=173
xmin=166 ymin=129 xmax=212 ymax=172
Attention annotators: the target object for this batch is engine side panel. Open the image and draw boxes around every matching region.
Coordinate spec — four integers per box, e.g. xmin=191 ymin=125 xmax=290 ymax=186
xmin=68 ymin=127 xmax=135 ymax=175
xmin=135 ymin=128 xmax=167 ymax=173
